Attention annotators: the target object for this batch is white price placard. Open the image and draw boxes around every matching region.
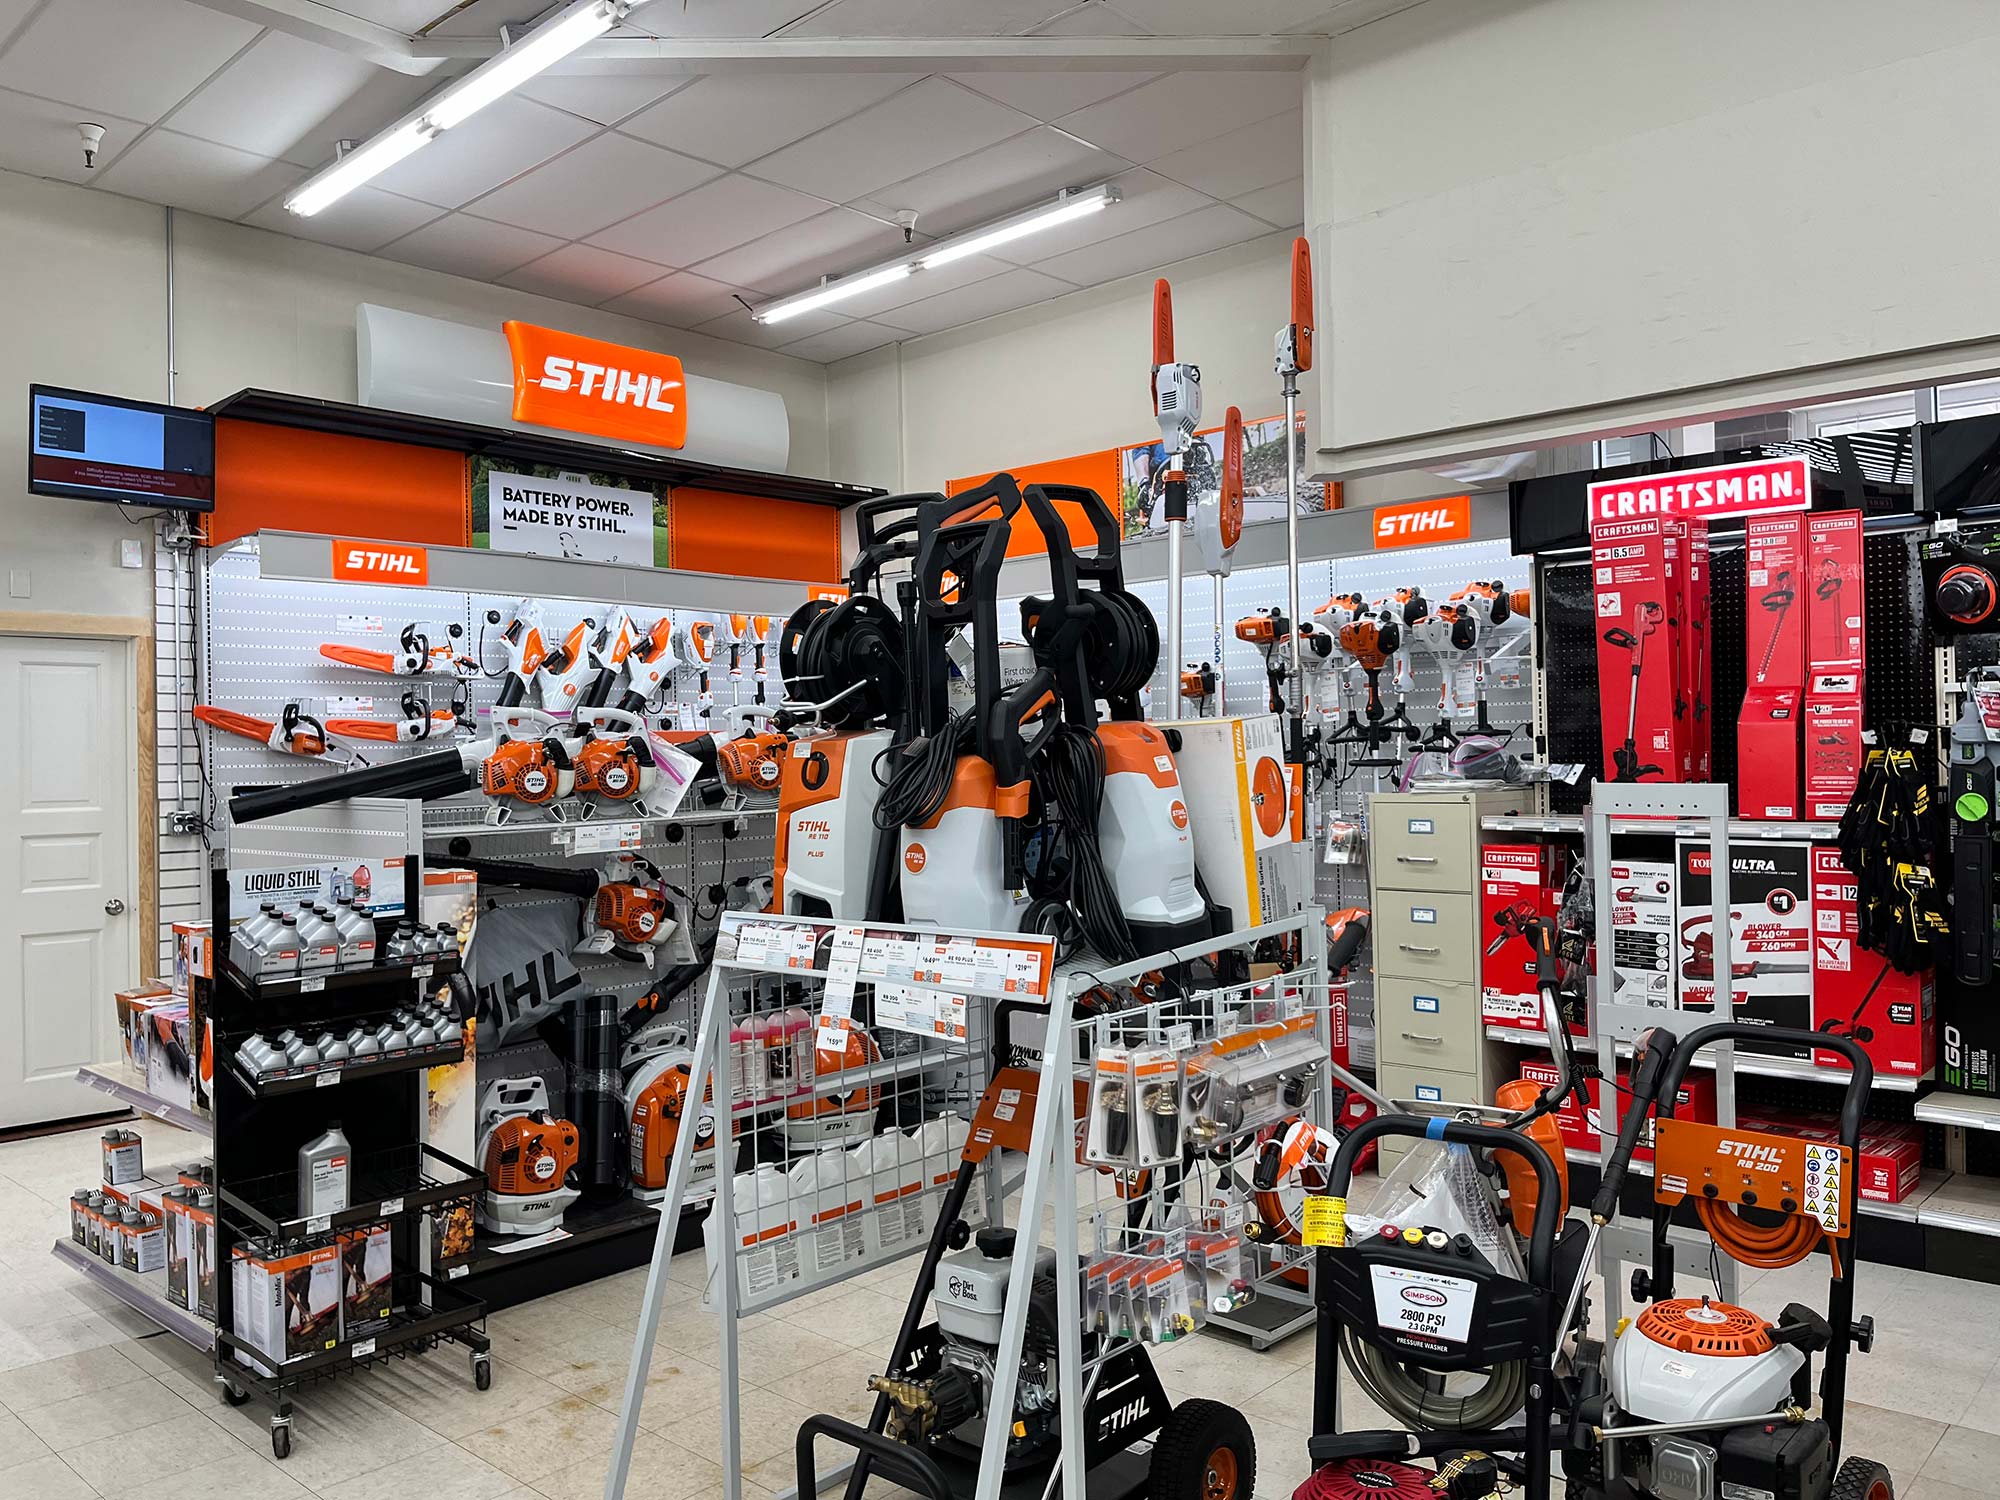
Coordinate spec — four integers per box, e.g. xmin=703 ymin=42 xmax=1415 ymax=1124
xmin=1369 ymin=1264 xmax=1477 ymax=1346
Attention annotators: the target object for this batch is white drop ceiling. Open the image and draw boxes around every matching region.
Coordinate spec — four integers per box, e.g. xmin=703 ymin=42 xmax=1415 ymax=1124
xmin=0 ymin=0 xmax=1422 ymax=362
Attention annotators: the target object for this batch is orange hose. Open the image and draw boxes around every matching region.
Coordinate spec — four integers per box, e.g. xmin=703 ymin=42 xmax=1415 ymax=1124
xmin=1696 ymin=1197 xmax=1825 ymax=1268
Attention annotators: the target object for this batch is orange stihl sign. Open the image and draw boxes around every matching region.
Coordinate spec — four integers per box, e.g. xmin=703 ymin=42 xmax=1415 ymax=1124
xmin=332 ymin=541 xmax=429 ymax=585
xmin=503 ymin=321 xmax=688 ymax=450
xmin=1373 ymin=495 xmax=1471 ymax=549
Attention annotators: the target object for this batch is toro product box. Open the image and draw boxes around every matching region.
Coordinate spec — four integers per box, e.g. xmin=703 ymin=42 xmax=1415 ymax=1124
xmin=1480 ymin=843 xmax=1572 ymax=1030
xmin=1675 ymin=841 xmax=1813 ymax=1056
xmin=1520 ymin=1058 xmax=1716 ymax=1165
xmin=1592 ymin=516 xmax=1684 ymax=782
xmin=1736 ymin=1106 xmax=1923 ymax=1205
xmin=1809 ymin=845 xmax=1935 ymax=1078
xmin=1608 ymin=859 xmax=1675 ymax=1008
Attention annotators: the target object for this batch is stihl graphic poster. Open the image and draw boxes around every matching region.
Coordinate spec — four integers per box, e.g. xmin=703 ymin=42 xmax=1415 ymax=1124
xmin=476 ymin=462 xmax=659 ymax=567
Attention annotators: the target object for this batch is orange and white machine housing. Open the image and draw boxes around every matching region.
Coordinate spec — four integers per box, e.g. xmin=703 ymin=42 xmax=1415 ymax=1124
xmin=773 ymin=729 xmax=893 ymax=920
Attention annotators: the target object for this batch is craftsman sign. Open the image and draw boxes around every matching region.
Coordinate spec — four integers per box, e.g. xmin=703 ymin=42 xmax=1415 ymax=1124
xmin=1373 ymin=494 xmax=1471 ymax=548
xmin=1588 ymin=455 xmax=1811 ymax=527
xmin=487 ymin=469 xmax=652 ymax=567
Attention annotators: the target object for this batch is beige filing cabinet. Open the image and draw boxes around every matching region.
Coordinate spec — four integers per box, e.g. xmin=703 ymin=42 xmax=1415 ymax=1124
xmin=1367 ymin=788 xmax=1526 ymax=1170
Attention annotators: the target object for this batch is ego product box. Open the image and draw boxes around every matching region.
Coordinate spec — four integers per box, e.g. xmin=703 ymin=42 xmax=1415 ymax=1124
xmin=1171 ymin=714 xmax=1302 ymax=931
xmin=1809 ymin=845 xmax=1935 ymax=1078
xmin=232 ymin=1243 xmax=342 ymax=1367
xmin=1479 ymin=843 xmax=1570 ymax=1030
xmin=339 ymin=1224 xmax=393 ymax=1336
xmin=1675 ymin=841 xmax=1813 ymax=1056
xmin=1608 ymin=859 xmax=1674 ymax=1007
xmin=1593 ymin=516 xmax=1682 ymax=782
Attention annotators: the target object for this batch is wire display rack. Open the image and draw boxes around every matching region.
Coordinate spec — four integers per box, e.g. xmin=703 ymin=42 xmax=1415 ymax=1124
xmin=599 ymin=908 xmax=1339 ymax=1500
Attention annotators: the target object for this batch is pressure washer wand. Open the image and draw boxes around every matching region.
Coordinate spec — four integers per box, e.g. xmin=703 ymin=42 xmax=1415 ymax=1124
xmin=1152 ymin=278 xmax=1200 ymax=720
xmin=1276 ymin=235 xmax=1314 ymax=764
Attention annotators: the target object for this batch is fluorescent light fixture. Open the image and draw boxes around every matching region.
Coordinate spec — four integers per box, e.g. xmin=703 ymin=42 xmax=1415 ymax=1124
xmin=753 ymin=183 xmax=1121 ymax=324
xmin=757 ymin=263 xmax=915 ymax=325
xmin=286 ymin=121 xmax=432 ymax=217
xmin=919 ymin=185 xmax=1118 ymax=270
xmin=285 ymin=0 xmax=645 ymax=217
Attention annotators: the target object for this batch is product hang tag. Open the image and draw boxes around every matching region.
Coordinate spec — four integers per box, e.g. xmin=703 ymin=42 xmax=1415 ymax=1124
xmin=1300 ymin=1195 xmax=1345 ymax=1248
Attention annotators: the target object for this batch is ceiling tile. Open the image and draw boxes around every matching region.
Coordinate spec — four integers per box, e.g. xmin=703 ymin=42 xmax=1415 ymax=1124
xmin=378 ymin=213 xmax=566 ymax=282
xmin=1231 ymin=175 xmax=1303 ymax=228
xmin=875 ymin=266 xmax=1074 ymax=335
xmin=370 ymin=95 xmax=597 ymax=209
xmin=1054 ymin=70 xmax=1301 ymax=163
xmin=1027 ymin=3 xmax=1147 ymax=35
xmin=500 ymin=242 xmax=667 ymax=304
xmin=600 ymin=271 xmax=755 ymax=327
xmin=690 ymin=206 xmax=907 ymax=297
xmin=243 ymin=186 xmax=441 ymax=253
xmin=91 ymin=130 xmax=298 ymax=220
xmin=993 ymin=166 xmax=1203 ymax=265
xmin=1033 ymin=202 xmax=1268 ymax=286
xmin=1146 ymin=108 xmax=1300 ymax=198
xmin=849 ymin=125 xmax=1128 ymax=240
xmin=826 ymin=254 xmax=1013 ymax=320
xmin=625 ymin=0 xmax=829 ymax=38
xmin=946 ymin=70 xmax=1155 ymax=122
xmin=160 ymin=31 xmax=384 ymax=167
xmin=466 ymin=131 xmax=721 ymax=238
xmin=519 ymin=71 xmax=693 ymax=126
xmin=780 ymin=0 xmax=1076 ymax=35
xmin=621 ymin=71 xmax=920 ymax=170
xmin=1108 ymin=0 xmax=1341 ymax=31
xmin=0 ymin=88 xmax=144 ymax=184
xmin=694 ymin=305 xmax=852 ymax=351
xmin=749 ymin=77 xmax=1036 ymax=203
xmin=776 ymin=320 xmax=904 ymax=363
xmin=0 ymin=0 xmax=41 ymax=38
xmin=0 ymin=0 xmax=259 ymax=123
xmin=588 ymin=173 xmax=827 ymax=268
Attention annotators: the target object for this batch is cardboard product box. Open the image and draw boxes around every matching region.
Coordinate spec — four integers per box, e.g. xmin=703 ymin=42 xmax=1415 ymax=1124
xmin=1804 ymin=695 xmax=1865 ymax=822
xmin=1738 ymin=688 xmax=1803 ymax=820
xmin=190 ymin=1192 xmax=218 ymax=1322
xmin=163 ymin=1193 xmax=191 ymax=1311
xmin=1480 ymin=842 xmax=1574 ymax=1030
xmin=171 ymin=921 xmax=211 ymax=997
xmin=1676 ymin=841 xmax=1814 ymax=1057
xmin=1809 ymin=845 xmax=1936 ymax=1077
xmin=1170 ymin=715 xmax=1304 ymax=932
xmin=232 ymin=1244 xmax=342 ymax=1368
xmin=143 ymin=1004 xmax=196 ymax=1110
xmin=1736 ymin=1107 xmax=1923 ymax=1205
xmin=114 ymin=983 xmax=173 ymax=1069
xmin=1744 ymin=512 xmax=1807 ymax=692
xmin=1683 ymin=518 xmax=1713 ymax=779
xmin=1520 ymin=1058 xmax=1717 ymax=1165
xmin=1593 ymin=516 xmax=1682 ymax=782
xmin=1608 ymin=858 xmax=1675 ymax=1008
xmin=339 ymin=1224 xmax=393 ymax=1337
xmin=1805 ymin=510 xmax=1867 ymax=674
xmin=1943 ymin=973 xmax=2000 ymax=1096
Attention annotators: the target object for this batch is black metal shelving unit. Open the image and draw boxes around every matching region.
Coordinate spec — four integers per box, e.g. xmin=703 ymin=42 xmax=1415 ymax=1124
xmin=206 ymin=856 xmax=492 ymax=1460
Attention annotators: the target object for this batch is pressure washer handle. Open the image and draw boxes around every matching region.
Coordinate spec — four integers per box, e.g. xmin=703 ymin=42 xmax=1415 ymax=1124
xmin=1658 ymin=1023 xmax=1873 ymax=1149
xmin=1590 ymin=1027 xmax=1676 ymax=1221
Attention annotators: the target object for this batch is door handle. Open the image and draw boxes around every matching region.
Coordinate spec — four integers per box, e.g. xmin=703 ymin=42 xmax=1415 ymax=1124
xmin=104 ymin=899 xmax=125 ymax=916
xmin=1397 ymin=943 xmax=1440 ymax=956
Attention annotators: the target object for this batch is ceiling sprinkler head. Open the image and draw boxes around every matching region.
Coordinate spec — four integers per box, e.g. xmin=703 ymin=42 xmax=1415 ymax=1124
xmin=77 ymin=122 xmax=105 ymax=170
xmin=894 ymin=208 xmax=919 ymax=244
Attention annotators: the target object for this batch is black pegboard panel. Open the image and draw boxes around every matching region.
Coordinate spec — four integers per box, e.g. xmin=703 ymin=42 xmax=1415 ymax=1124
xmin=1541 ymin=558 xmax=1600 ymax=814
xmin=1863 ymin=529 xmax=1937 ymax=728
xmin=1707 ymin=546 xmax=1746 ymax=795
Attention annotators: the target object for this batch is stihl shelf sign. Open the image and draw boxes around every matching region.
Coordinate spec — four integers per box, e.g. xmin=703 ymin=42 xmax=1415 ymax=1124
xmin=1373 ymin=494 xmax=1471 ymax=549
xmin=504 ymin=321 xmax=688 ymax=451
xmin=1589 ymin=455 xmax=1810 ymax=528
xmin=332 ymin=541 xmax=429 ymax=586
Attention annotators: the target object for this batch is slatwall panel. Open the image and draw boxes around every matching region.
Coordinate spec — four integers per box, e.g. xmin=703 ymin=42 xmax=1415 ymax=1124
xmin=155 ymin=527 xmax=205 ymax=973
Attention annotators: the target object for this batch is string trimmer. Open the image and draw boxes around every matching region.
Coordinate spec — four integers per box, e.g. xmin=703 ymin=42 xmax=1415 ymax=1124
xmin=1602 ymin=601 xmax=1665 ymax=781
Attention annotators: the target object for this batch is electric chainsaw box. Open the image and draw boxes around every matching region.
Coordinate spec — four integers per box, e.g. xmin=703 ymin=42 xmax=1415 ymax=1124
xmin=1592 ymin=516 xmax=1685 ymax=783
xmin=1479 ymin=843 xmax=1573 ymax=1031
xmin=1675 ymin=840 xmax=1812 ymax=1057
xmin=1809 ymin=845 xmax=1935 ymax=1078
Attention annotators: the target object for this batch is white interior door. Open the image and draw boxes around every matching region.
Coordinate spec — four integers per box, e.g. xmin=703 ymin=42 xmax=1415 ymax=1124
xmin=0 ymin=634 xmax=134 ymax=1128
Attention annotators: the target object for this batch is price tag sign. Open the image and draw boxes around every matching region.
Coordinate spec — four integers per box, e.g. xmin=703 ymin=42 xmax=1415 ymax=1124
xmin=351 ymin=1338 xmax=376 ymax=1359
xmin=1300 ymin=1195 xmax=1346 ymax=1248
xmin=299 ymin=975 xmax=326 ymax=994
xmin=315 ymin=1072 xmax=340 ymax=1088
xmin=734 ymin=922 xmax=772 ymax=965
xmin=570 ymin=820 xmax=642 ymax=854
xmin=306 ymin=1215 xmax=331 ymax=1236
xmin=379 ymin=1197 xmax=403 ymax=1217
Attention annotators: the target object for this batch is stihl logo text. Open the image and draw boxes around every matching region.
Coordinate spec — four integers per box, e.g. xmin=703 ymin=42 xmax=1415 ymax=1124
xmin=535 ymin=356 xmax=678 ymax=413
xmin=332 ymin=541 xmax=429 ymax=586
xmin=1373 ymin=495 xmax=1471 ymax=549
xmin=1721 ymin=1139 xmax=1785 ymax=1170
xmin=504 ymin=320 xmax=688 ymax=450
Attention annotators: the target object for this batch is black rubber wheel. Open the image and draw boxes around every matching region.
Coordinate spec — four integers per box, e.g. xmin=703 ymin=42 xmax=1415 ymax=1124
xmin=1830 ymin=1455 xmax=1894 ymax=1500
xmin=1148 ymin=1397 xmax=1256 ymax=1500
xmin=221 ymin=1382 xmax=250 ymax=1407
xmin=474 ymin=1355 xmax=493 ymax=1391
xmin=272 ymin=1425 xmax=292 ymax=1461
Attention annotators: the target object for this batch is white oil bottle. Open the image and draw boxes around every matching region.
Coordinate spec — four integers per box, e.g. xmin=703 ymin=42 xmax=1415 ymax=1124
xmin=297 ymin=1122 xmax=352 ymax=1217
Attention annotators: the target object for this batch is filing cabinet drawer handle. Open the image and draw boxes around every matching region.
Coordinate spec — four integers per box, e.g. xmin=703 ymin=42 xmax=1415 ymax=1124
xmin=1397 ymin=943 xmax=1441 ymax=956
xmin=1395 ymin=855 xmax=1439 ymax=865
xmin=1400 ymin=1031 xmax=1445 ymax=1045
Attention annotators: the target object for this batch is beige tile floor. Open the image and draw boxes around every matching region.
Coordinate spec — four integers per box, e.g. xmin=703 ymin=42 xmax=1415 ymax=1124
xmin=3 ymin=1115 xmax=1994 ymax=1498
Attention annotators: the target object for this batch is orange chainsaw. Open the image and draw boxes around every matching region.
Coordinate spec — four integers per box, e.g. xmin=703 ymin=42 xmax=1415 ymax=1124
xmin=318 ymin=622 xmax=473 ymax=678
xmin=323 ymin=683 xmax=469 ymax=745
xmin=194 ymin=702 xmax=345 ymax=761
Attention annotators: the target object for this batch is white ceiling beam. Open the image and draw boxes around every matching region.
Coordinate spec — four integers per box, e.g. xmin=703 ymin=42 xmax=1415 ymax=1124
xmin=413 ymin=34 xmax=1317 ymax=71
xmin=185 ymin=0 xmax=440 ymax=73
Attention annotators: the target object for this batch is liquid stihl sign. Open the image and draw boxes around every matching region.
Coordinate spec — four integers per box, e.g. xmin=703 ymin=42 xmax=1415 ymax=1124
xmin=503 ymin=321 xmax=688 ymax=451
xmin=1372 ymin=494 xmax=1471 ymax=549
xmin=1588 ymin=455 xmax=1811 ymax=527
xmin=332 ymin=540 xmax=429 ymax=586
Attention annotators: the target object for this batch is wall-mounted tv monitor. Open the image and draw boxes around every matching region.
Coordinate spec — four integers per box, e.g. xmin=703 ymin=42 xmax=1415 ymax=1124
xmin=29 ymin=385 xmax=215 ymax=512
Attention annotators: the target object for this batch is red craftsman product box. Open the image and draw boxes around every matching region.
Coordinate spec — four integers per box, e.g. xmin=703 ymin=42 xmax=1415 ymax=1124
xmin=1736 ymin=1106 xmax=1923 ymax=1205
xmin=1480 ymin=843 xmax=1571 ymax=1030
xmin=1739 ymin=687 xmax=1803 ymax=819
xmin=1809 ymin=845 xmax=1935 ymax=1078
xmin=1803 ymin=510 xmax=1866 ymax=819
xmin=1744 ymin=512 xmax=1807 ymax=692
xmin=1520 ymin=1058 xmax=1716 ymax=1165
xmin=1592 ymin=516 xmax=1683 ymax=782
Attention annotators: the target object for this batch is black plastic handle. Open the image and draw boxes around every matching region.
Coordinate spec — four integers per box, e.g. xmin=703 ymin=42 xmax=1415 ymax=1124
xmin=798 ymin=1414 xmax=951 ymax=1500
xmin=1657 ymin=1024 xmax=1874 ymax=1148
xmin=1328 ymin=1116 xmax=1562 ymax=1291
xmin=1590 ymin=1027 xmax=1677 ymax=1221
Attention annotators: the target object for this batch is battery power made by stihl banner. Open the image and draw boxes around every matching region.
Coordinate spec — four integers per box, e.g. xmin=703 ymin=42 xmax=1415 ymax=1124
xmin=488 ymin=468 xmax=653 ymax=568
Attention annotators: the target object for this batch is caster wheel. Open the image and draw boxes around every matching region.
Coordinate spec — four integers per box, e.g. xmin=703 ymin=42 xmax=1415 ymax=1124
xmin=221 ymin=1382 xmax=250 ymax=1408
xmin=474 ymin=1354 xmax=493 ymax=1391
xmin=272 ymin=1425 xmax=292 ymax=1461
